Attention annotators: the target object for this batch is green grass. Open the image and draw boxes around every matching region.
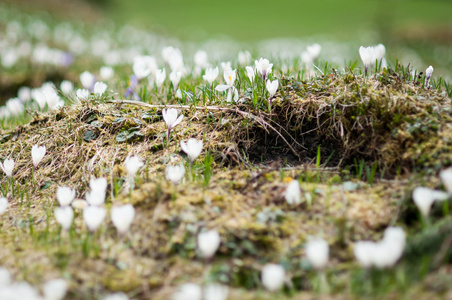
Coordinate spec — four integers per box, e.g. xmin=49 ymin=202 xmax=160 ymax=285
xmin=107 ymin=0 xmax=452 ymax=42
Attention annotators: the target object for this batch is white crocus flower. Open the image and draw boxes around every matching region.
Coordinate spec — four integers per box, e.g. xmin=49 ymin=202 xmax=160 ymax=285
xmin=86 ymin=177 xmax=107 ymax=206
xmin=261 ymin=263 xmax=285 ymax=292
xmin=170 ymin=71 xmax=182 ymax=90
xmin=31 ymin=87 xmax=47 ymax=110
xmin=305 ymin=238 xmax=329 ymax=270
xmin=425 ymin=65 xmax=434 ymax=86
xmin=194 ymin=50 xmax=208 ymax=68
xmin=204 ymin=284 xmax=229 ymax=300
xmin=172 ymin=283 xmax=202 ymax=300
xmin=307 ymin=43 xmax=321 ymax=61
xmin=57 ymin=186 xmax=76 ymax=206
xmin=175 ymin=89 xmax=182 ymax=99
xmin=374 ymin=44 xmax=386 ymax=62
xmin=285 ymin=179 xmax=301 ymax=205
xmin=55 ymin=206 xmax=74 ymax=230
xmin=18 ymin=86 xmax=32 ymax=102
xmin=220 ymin=61 xmax=231 ymax=71
xmin=6 ymin=98 xmax=24 ymax=117
xmin=80 ymin=71 xmax=95 ymax=90
xmin=0 ymin=198 xmax=8 ymax=215
xmin=373 ymin=227 xmax=406 ymax=269
xmin=94 ymin=82 xmax=107 ymax=96
xmin=245 ymin=66 xmax=255 ymax=83
xmin=197 ymin=229 xmax=221 ymax=259
xmin=359 ymin=46 xmax=375 ymax=76
xmin=215 ymin=69 xmax=238 ymax=102
xmin=412 ymin=187 xmax=448 ymax=217
xmin=238 ymin=50 xmax=252 ymax=65
xmin=155 ymin=68 xmax=166 ymax=91
xmin=83 ymin=206 xmax=106 ymax=232
xmin=43 ymin=279 xmax=68 ymax=300
xmin=125 ymin=156 xmax=144 ymax=179
xmin=86 ymin=190 xmax=106 ymax=206
xmin=162 ymin=108 xmax=183 ymax=138
xmin=353 ymin=226 xmax=406 ymax=269
xmin=133 ymin=55 xmax=157 ymax=80
xmin=266 ymin=79 xmax=278 ymax=98
xmin=255 ymin=58 xmax=273 ymax=80
xmin=76 ymin=89 xmax=90 ymax=100
xmin=111 ymin=204 xmax=135 ymax=234
xmin=203 ymin=67 xmax=219 ymax=85
xmin=100 ymin=66 xmax=114 ymax=80
xmin=166 ymin=164 xmax=185 ymax=185
xmin=31 ymin=145 xmax=46 ymax=168
xmin=0 ymin=158 xmax=14 ymax=177
xmin=60 ymin=80 xmax=74 ymax=94
xmin=440 ymin=168 xmax=452 ymax=194
xmin=90 ymin=177 xmax=108 ymax=193
xmin=301 ymin=51 xmax=313 ymax=66
xmin=180 ymin=138 xmax=203 ymax=163
xmin=354 ymin=241 xmax=376 ymax=268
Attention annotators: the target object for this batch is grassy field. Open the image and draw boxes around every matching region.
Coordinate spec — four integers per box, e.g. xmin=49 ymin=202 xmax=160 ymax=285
xmin=107 ymin=0 xmax=452 ymax=42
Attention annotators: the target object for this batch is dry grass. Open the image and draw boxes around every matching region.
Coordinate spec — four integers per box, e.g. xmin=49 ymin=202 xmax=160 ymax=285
xmin=0 ymin=68 xmax=451 ymax=299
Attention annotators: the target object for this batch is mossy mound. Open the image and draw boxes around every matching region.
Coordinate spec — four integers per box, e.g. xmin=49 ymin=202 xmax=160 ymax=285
xmin=0 ymin=68 xmax=451 ymax=299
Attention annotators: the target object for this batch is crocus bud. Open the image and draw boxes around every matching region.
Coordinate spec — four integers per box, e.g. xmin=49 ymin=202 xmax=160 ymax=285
xmin=204 ymin=283 xmax=229 ymax=300
xmin=0 ymin=198 xmax=8 ymax=215
xmin=94 ymin=82 xmax=107 ymax=96
xmin=0 ymin=158 xmax=14 ymax=177
xmin=100 ymin=66 xmax=114 ymax=80
xmin=60 ymin=80 xmax=74 ymax=94
xmin=170 ymin=71 xmax=182 ymax=90
xmin=359 ymin=46 xmax=375 ymax=76
xmin=80 ymin=71 xmax=95 ymax=90
xmin=305 ymin=238 xmax=329 ymax=270
xmin=43 ymin=279 xmax=68 ymax=300
xmin=31 ymin=145 xmax=46 ymax=168
xmin=197 ymin=229 xmax=221 ymax=259
xmin=163 ymin=108 xmax=183 ymax=134
xmin=425 ymin=65 xmax=434 ymax=86
xmin=307 ymin=43 xmax=321 ymax=61
xmin=172 ymin=283 xmax=202 ymax=300
xmin=155 ymin=68 xmax=166 ymax=91
xmin=55 ymin=206 xmax=74 ymax=231
xmin=245 ymin=66 xmax=255 ymax=83
xmin=266 ymin=79 xmax=278 ymax=98
xmin=285 ymin=179 xmax=301 ymax=205
xmin=83 ymin=206 xmax=106 ymax=232
xmin=111 ymin=204 xmax=135 ymax=234
xmin=57 ymin=186 xmax=76 ymax=206
xmin=261 ymin=263 xmax=285 ymax=292
xmin=353 ymin=241 xmax=375 ymax=268
xmin=180 ymin=139 xmax=203 ymax=163
xmin=203 ymin=67 xmax=219 ymax=84
xmin=440 ymin=168 xmax=452 ymax=194
xmin=125 ymin=156 xmax=144 ymax=179
xmin=166 ymin=164 xmax=185 ymax=185
xmin=255 ymin=58 xmax=273 ymax=80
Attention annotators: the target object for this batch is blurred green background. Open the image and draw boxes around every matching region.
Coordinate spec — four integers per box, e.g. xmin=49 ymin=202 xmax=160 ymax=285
xmin=103 ymin=0 xmax=452 ymax=43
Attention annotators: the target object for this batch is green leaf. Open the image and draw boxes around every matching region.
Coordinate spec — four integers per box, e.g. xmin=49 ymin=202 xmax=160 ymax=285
xmin=83 ymin=130 xmax=97 ymax=142
xmin=116 ymin=131 xmax=129 ymax=143
xmin=41 ymin=181 xmax=51 ymax=190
